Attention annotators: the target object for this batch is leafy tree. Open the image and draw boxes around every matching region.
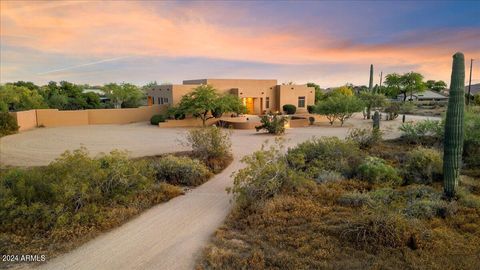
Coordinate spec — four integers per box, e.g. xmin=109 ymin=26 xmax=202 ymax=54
xmin=359 ymin=92 xmax=388 ymax=119
xmin=212 ymin=94 xmax=246 ymax=118
xmin=425 ymin=80 xmax=447 ymax=92
xmin=12 ymin=81 xmax=40 ymax=91
xmin=307 ymin=82 xmax=323 ymax=103
xmin=315 ymin=95 xmax=364 ymax=126
xmin=0 ymin=84 xmax=46 ymax=112
xmin=103 ymin=83 xmax=143 ymax=108
xmin=176 ymin=85 xmax=245 ymax=127
xmin=332 ymin=85 xmax=354 ymax=96
xmin=82 ymin=92 xmax=101 ymax=109
xmin=384 ymin=72 xmax=425 ymax=101
xmin=176 ymin=85 xmax=220 ymax=127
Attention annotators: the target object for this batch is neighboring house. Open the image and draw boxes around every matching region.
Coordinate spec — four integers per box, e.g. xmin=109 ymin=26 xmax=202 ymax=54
xmin=146 ymin=79 xmax=315 ymax=114
xmin=465 ymin=83 xmax=480 ymax=97
xmin=82 ymin=88 xmax=110 ymax=103
xmin=396 ymin=90 xmax=448 ymax=102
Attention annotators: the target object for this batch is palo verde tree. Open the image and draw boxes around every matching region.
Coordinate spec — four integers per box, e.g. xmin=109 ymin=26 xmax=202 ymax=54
xmin=175 ymin=85 xmax=245 ymax=127
xmin=359 ymin=92 xmax=387 ymax=119
xmin=315 ymin=94 xmax=364 ymax=126
xmin=443 ymin=52 xmax=465 ymax=198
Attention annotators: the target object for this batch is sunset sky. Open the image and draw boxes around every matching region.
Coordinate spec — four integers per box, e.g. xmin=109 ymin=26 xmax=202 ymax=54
xmin=1 ymin=1 xmax=479 ymax=87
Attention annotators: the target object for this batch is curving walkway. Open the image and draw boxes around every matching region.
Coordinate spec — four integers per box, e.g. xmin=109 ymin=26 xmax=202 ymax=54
xmin=1 ymin=115 xmax=437 ymax=269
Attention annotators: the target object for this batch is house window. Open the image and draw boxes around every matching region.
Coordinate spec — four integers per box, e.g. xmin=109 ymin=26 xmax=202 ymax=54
xmin=298 ymin=96 xmax=305 ymax=108
xmin=158 ymin=97 xmax=161 ymax=104
xmin=152 ymin=97 xmax=154 ymax=104
xmin=164 ymin=97 xmax=169 ymax=103
xmin=265 ymin=97 xmax=270 ymax=109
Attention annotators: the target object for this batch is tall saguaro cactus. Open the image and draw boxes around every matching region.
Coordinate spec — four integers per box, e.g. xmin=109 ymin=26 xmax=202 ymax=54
xmin=443 ymin=52 xmax=465 ymax=198
xmin=369 ymin=64 xmax=374 ymax=92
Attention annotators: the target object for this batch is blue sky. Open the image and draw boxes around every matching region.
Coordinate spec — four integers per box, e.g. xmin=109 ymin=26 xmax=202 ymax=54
xmin=1 ymin=1 xmax=479 ymax=87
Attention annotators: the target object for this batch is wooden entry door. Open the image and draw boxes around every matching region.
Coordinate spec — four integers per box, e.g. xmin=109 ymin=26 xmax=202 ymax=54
xmin=244 ymin=98 xmax=254 ymax=114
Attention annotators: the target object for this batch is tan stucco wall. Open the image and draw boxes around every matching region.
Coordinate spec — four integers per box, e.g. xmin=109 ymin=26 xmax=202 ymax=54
xmin=20 ymin=105 xmax=164 ymax=128
xmin=10 ymin=110 xmax=37 ymax=131
xmin=277 ymin=85 xmax=315 ymax=113
xmin=37 ymin=109 xmax=89 ymax=127
xmin=87 ymin=105 xmax=165 ymax=124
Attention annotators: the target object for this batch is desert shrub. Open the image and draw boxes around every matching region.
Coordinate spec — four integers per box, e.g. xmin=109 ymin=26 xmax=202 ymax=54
xmin=399 ymin=101 xmax=416 ymax=114
xmin=403 ymin=147 xmax=442 ymax=185
xmin=185 ymin=126 xmax=232 ymax=172
xmin=152 ymin=155 xmax=212 ymax=186
xmin=282 ymin=104 xmax=296 ymax=114
xmin=357 ymin=157 xmax=401 ymax=185
xmin=340 ymin=213 xmax=412 ymax=250
xmin=0 ymin=112 xmax=19 ymax=137
xmin=463 ymin=110 xmax=480 ymax=168
xmin=0 ymin=148 xmax=160 ymax=234
xmin=399 ymin=119 xmax=443 ymax=144
xmin=337 ymin=192 xmax=373 ymax=207
xmin=150 ymin=114 xmax=166 ymax=125
xmin=308 ymin=116 xmax=315 ymax=125
xmin=384 ymin=102 xmax=401 ymax=120
xmin=457 ymin=187 xmax=480 ymax=209
xmin=403 ymin=199 xmax=456 ymax=219
xmin=307 ymin=105 xmax=315 ymax=114
xmin=255 ymin=114 xmax=287 ymax=134
xmin=287 ymin=137 xmax=363 ymax=178
xmin=229 ymin=141 xmax=302 ymax=207
xmin=347 ymin=127 xmax=382 ymax=149
xmin=368 ymin=187 xmax=397 ymax=204
xmin=315 ymin=170 xmax=345 ymax=184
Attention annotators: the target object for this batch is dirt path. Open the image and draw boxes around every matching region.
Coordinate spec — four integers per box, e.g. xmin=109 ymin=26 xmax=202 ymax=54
xmin=1 ymin=115 xmax=437 ymax=269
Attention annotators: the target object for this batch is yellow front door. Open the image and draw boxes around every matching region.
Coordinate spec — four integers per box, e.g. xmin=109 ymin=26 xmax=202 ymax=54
xmin=245 ymin=98 xmax=254 ymax=114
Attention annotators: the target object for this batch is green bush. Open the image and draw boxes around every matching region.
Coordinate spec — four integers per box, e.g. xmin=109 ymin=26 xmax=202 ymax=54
xmin=150 ymin=114 xmax=166 ymax=125
xmin=357 ymin=157 xmax=401 ymax=185
xmin=287 ymin=137 xmax=363 ymax=178
xmin=184 ymin=126 xmax=232 ymax=172
xmin=228 ymin=141 xmax=300 ymax=207
xmin=308 ymin=116 xmax=315 ymax=125
xmin=0 ymin=112 xmax=19 ymax=137
xmin=463 ymin=109 xmax=480 ymax=168
xmin=307 ymin=105 xmax=315 ymax=114
xmin=403 ymin=147 xmax=442 ymax=185
xmin=0 ymin=148 xmax=158 ymax=235
xmin=399 ymin=119 xmax=443 ymax=144
xmin=255 ymin=114 xmax=287 ymax=134
xmin=152 ymin=155 xmax=212 ymax=186
xmin=282 ymin=104 xmax=296 ymax=114
xmin=347 ymin=128 xmax=382 ymax=149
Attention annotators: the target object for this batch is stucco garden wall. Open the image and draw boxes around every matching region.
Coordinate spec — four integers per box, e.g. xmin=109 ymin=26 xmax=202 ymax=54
xmin=14 ymin=105 xmax=165 ymax=129
xmin=10 ymin=110 xmax=38 ymax=131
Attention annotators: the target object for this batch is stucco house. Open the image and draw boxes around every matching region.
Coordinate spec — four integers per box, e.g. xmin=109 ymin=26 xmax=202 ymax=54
xmin=146 ymin=79 xmax=315 ymax=114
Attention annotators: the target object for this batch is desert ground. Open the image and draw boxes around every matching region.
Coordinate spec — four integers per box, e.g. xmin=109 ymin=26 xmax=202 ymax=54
xmin=0 ymin=114 xmax=438 ymax=270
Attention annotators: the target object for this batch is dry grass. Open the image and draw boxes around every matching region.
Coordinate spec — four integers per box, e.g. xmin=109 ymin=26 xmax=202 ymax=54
xmin=197 ymin=140 xmax=480 ymax=270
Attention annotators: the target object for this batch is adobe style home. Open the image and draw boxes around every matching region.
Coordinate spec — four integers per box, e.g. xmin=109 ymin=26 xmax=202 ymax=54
xmin=146 ymin=79 xmax=315 ymax=114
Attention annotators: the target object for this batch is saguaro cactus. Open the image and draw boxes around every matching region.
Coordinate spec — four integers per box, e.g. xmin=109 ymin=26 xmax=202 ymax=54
xmin=372 ymin=111 xmax=380 ymax=130
xmin=369 ymin=64 xmax=374 ymax=92
xmin=443 ymin=52 xmax=465 ymax=198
